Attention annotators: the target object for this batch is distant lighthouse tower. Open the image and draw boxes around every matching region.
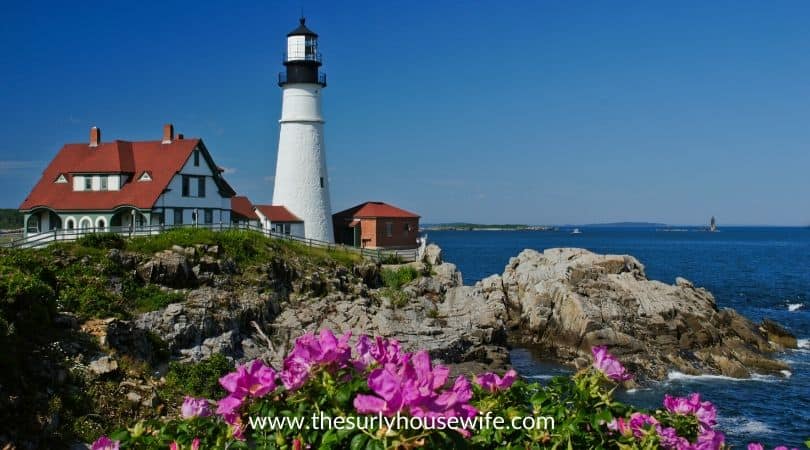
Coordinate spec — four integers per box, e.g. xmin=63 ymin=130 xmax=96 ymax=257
xmin=272 ymin=17 xmax=334 ymax=242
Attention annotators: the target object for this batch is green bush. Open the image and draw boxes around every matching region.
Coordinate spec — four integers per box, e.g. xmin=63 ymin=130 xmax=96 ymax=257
xmin=381 ymin=265 xmax=420 ymax=290
xmin=58 ymin=278 xmax=127 ymax=320
xmin=124 ymin=283 xmax=185 ymax=313
xmin=0 ymin=264 xmax=56 ymax=337
xmin=160 ymin=353 xmax=234 ymax=401
xmin=77 ymin=232 xmax=126 ymax=249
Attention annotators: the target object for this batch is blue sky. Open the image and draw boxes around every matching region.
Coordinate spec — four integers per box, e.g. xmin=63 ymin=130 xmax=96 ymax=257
xmin=2 ymin=1 xmax=809 ymax=225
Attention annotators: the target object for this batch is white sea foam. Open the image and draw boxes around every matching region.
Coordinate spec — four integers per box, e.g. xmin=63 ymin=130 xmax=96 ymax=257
xmin=724 ymin=418 xmax=774 ymax=436
xmin=780 ymin=370 xmax=792 ymax=378
xmin=798 ymin=338 xmax=810 ymax=349
xmin=524 ymin=374 xmax=556 ymax=380
xmin=667 ymin=371 xmax=743 ymax=382
xmin=667 ymin=371 xmax=780 ymax=383
xmin=788 ymin=303 xmax=804 ymax=312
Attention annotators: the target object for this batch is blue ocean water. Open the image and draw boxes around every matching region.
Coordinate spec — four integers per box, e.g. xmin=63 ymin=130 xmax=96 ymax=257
xmin=429 ymin=227 xmax=810 ymax=447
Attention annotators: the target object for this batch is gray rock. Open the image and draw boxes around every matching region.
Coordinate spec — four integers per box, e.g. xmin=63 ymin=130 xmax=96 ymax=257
xmin=486 ymin=248 xmax=793 ymax=381
xmin=423 ymin=244 xmax=443 ymax=266
xmin=88 ymin=356 xmax=118 ymax=376
xmin=126 ymin=391 xmax=142 ymax=403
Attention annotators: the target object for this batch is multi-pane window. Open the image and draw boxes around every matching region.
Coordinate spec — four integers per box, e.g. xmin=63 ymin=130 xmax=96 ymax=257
xmin=181 ymin=175 xmax=206 ymax=197
xmin=84 ymin=177 xmax=92 ymax=190
xmin=385 ymin=222 xmax=393 ymax=237
xmin=174 ymin=209 xmax=183 ymax=225
xmin=100 ymin=176 xmax=108 ymax=191
xmin=204 ymin=209 xmax=213 ymax=224
xmin=193 ymin=150 xmax=200 ymax=166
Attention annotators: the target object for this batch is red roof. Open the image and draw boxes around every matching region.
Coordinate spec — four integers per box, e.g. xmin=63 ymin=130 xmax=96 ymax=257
xmin=255 ymin=205 xmax=302 ymax=222
xmin=19 ymin=138 xmax=235 ymax=211
xmin=231 ymin=196 xmax=258 ymax=220
xmin=333 ymin=201 xmax=420 ymax=219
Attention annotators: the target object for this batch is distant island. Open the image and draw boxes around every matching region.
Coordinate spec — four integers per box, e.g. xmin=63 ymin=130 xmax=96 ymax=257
xmin=576 ymin=222 xmax=668 ymax=228
xmin=423 ymin=223 xmax=557 ymax=231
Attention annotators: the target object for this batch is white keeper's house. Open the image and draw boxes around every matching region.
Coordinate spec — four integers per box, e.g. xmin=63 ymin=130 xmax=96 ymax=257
xmin=19 ymin=124 xmax=237 ymax=237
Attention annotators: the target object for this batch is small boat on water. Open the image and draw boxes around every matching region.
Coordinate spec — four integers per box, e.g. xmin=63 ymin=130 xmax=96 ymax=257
xmin=571 ymin=228 xmax=582 ymax=235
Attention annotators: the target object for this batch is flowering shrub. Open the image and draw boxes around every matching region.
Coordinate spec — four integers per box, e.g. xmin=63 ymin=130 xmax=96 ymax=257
xmin=92 ymin=331 xmax=808 ymax=449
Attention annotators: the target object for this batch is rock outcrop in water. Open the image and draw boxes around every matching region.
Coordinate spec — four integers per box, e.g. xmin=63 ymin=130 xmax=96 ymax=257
xmin=476 ymin=248 xmax=796 ymax=381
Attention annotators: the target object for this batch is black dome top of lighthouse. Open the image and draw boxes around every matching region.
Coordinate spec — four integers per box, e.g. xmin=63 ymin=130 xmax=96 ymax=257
xmin=288 ymin=17 xmax=318 ymax=37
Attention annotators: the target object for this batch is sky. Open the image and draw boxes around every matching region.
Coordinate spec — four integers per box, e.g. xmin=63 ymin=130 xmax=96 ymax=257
xmin=1 ymin=1 xmax=809 ymax=226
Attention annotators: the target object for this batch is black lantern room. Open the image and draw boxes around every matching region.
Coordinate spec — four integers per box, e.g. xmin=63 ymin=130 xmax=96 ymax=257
xmin=279 ymin=18 xmax=326 ymax=87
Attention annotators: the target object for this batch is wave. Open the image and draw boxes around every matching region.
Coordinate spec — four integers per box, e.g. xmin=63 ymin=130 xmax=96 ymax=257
xmin=798 ymin=338 xmax=810 ymax=349
xmin=788 ymin=303 xmax=804 ymax=312
xmin=524 ymin=374 xmax=556 ymax=380
xmin=722 ymin=417 xmax=774 ymax=436
xmin=667 ymin=371 xmax=781 ymax=383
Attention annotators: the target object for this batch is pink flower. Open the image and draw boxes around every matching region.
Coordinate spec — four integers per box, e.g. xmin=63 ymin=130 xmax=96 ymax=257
xmin=280 ymin=329 xmax=352 ymax=390
xmin=591 ymin=346 xmax=633 ymax=382
xmin=191 ymin=438 xmax=200 ymax=450
xmin=663 ymin=393 xmax=717 ymax=431
xmin=181 ymin=396 xmax=212 ymax=418
xmin=693 ymin=430 xmax=725 ymax=450
xmin=216 ymin=394 xmax=243 ymax=424
xmin=628 ymin=412 xmax=658 ymax=438
xmin=607 ymin=417 xmax=632 ymax=436
xmin=353 ymin=349 xmax=477 ymax=436
xmin=354 ymin=365 xmax=407 ymax=416
xmin=657 ymin=426 xmax=690 ymax=449
xmin=91 ymin=436 xmax=120 ymax=450
xmin=219 ymin=360 xmax=277 ymax=400
xmin=474 ymin=369 xmax=518 ymax=392
xmin=747 ymin=445 xmax=765 ymax=450
xmin=169 ymin=443 xmax=179 ymax=450
xmin=355 ymin=335 xmax=406 ymax=369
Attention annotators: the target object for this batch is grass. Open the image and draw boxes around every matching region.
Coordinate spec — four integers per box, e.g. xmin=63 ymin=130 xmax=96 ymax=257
xmin=159 ymin=353 xmax=233 ymax=401
xmin=381 ymin=265 xmax=420 ymax=290
xmin=381 ymin=287 xmax=410 ymax=308
xmin=126 ymin=228 xmax=363 ymax=267
xmin=126 ymin=284 xmax=186 ymax=314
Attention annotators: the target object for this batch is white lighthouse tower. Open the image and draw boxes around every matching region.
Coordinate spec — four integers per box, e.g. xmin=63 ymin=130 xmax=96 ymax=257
xmin=272 ymin=17 xmax=334 ymax=243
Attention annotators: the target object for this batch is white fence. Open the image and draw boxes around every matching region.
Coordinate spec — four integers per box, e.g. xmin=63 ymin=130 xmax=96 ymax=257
xmin=0 ymin=223 xmax=420 ymax=262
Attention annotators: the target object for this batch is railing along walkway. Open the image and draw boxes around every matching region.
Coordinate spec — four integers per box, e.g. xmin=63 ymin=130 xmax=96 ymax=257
xmin=1 ymin=223 xmax=419 ymax=262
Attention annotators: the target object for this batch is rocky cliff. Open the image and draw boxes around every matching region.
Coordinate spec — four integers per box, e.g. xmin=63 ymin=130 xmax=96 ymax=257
xmin=475 ymin=248 xmax=796 ymax=381
xmin=1 ymin=232 xmax=797 ymax=448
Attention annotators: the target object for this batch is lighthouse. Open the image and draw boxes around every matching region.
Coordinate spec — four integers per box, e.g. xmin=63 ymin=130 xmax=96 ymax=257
xmin=272 ymin=17 xmax=334 ymax=243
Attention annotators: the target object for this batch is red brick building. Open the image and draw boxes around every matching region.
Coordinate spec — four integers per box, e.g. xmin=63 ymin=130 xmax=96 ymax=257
xmin=333 ymin=201 xmax=420 ymax=249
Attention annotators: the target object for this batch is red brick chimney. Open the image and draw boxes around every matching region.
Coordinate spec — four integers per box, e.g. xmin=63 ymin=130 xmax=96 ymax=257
xmin=162 ymin=123 xmax=174 ymax=144
xmin=89 ymin=126 xmax=101 ymax=147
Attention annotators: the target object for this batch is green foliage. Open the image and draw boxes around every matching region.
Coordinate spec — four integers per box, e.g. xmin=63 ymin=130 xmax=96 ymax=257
xmin=160 ymin=353 xmax=234 ymax=401
xmin=380 ymin=287 xmax=410 ymax=309
xmin=380 ymin=254 xmax=405 ymax=264
xmin=124 ymin=283 xmax=185 ymax=313
xmin=76 ymin=232 xmax=126 ymax=249
xmin=58 ymin=277 xmax=127 ymax=319
xmin=381 ymin=265 xmax=420 ymax=290
xmin=99 ymin=359 xmax=723 ymax=450
xmin=0 ymin=208 xmax=23 ymax=229
xmin=0 ymin=252 xmax=57 ymax=343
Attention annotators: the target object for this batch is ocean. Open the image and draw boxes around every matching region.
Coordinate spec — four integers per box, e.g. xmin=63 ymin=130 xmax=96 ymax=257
xmin=429 ymin=227 xmax=810 ymax=447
